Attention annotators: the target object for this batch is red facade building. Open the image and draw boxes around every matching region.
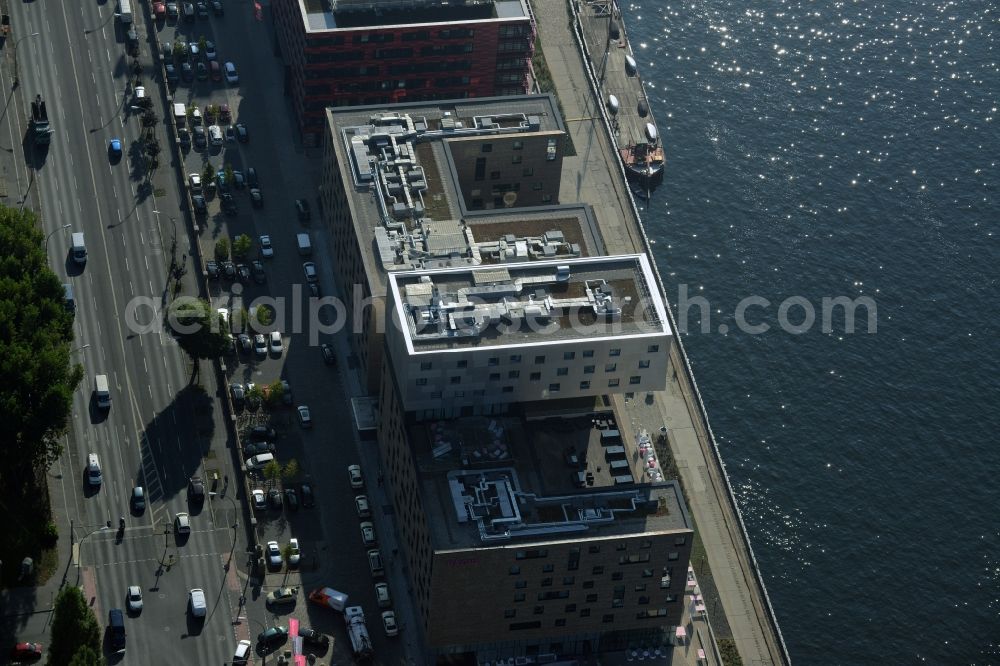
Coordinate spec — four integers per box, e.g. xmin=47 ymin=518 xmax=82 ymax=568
xmin=272 ymin=0 xmax=536 ymax=144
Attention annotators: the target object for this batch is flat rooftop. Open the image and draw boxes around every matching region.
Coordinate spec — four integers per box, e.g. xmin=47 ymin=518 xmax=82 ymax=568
xmin=327 ymin=95 xmax=582 ymax=296
xmin=388 ymin=255 xmax=669 ymax=351
xmin=413 ymin=409 xmax=690 ymax=551
xmin=301 ymin=0 xmax=527 ymax=32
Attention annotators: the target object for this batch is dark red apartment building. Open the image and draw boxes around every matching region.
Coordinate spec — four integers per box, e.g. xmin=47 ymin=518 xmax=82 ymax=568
xmin=272 ymin=0 xmax=536 ymax=144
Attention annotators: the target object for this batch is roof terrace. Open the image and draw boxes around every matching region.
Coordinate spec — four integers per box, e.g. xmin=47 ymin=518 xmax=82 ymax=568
xmin=301 ymin=0 xmax=527 ymax=33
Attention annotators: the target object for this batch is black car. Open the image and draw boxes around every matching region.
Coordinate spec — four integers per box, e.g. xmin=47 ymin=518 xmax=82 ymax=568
xmin=267 ymin=488 xmax=282 ymax=509
xmin=244 ymin=441 xmax=274 ymax=456
xmin=321 ymin=343 xmax=336 ymax=366
xmin=193 ymin=125 xmax=206 ymax=148
xmin=211 ymin=0 xmax=224 ymax=15
xmin=237 ymin=333 xmax=252 ymax=354
xmin=251 ymin=260 xmax=266 ymax=284
xmin=295 ymin=198 xmax=311 ymax=222
xmin=188 ymin=477 xmax=206 ymax=502
xmin=178 ymin=128 xmax=191 ymax=148
xmin=226 ymin=125 xmax=236 ymax=143
xmin=192 ymin=194 xmax=207 ymax=215
xmin=299 ymin=482 xmax=315 ymax=508
xmin=249 ymin=425 xmax=277 ymax=442
xmin=235 ymin=123 xmax=249 ymax=143
xmin=256 ymin=626 xmax=288 ymax=649
xmin=250 ymin=188 xmax=263 ymax=208
xmin=196 ymin=1 xmax=208 ymax=18
xmin=132 ymin=486 xmax=146 ymax=513
xmin=298 ymin=628 xmax=329 ymax=649
xmin=181 ymin=62 xmax=193 ymax=81
xmin=221 ymin=193 xmax=237 ymax=215
xmin=205 ymin=260 xmax=219 ymax=279
xmin=196 ymin=62 xmax=208 ymax=80
xmin=284 ymin=487 xmax=299 ymax=511
xmin=236 ymin=263 xmax=250 ymax=282
xmin=246 ymin=167 xmax=258 ymax=187
xmin=232 ymin=170 xmax=246 ymax=189
xmin=165 ymin=63 xmax=178 ymax=84
xmin=166 ymin=1 xmax=179 ymax=18
xmin=222 ymin=261 xmax=236 ymax=280
xmin=230 ymin=383 xmax=245 ymax=407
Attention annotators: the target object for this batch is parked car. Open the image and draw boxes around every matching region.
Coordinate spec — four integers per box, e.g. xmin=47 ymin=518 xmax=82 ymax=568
xmin=259 ymin=234 xmax=273 ymax=257
xmin=287 ymin=538 xmax=301 ymax=566
xmin=254 ymin=334 xmax=267 ymax=356
xmin=375 ymin=582 xmax=392 ymax=608
xmin=222 ymin=261 xmax=236 ymax=280
xmin=360 ymin=521 xmax=377 ymax=547
xmin=300 ymin=482 xmax=315 ymax=507
xmin=188 ymin=476 xmax=206 ymax=503
xmin=265 ymin=541 xmax=282 ymax=568
xmin=10 ymin=643 xmax=43 ymax=661
xmin=267 ymin=488 xmax=282 ymax=509
xmin=235 ymin=123 xmax=249 ymax=143
xmin=233 ymin=639 xmax=252 ymax=665
xmin=174 ymin=512 xmax=191 ymax=534
xmin=251 ymin=488 xmax=266 ymax=511
xmin=246 ymin=166 xmax=259 ymax=187
xmin=269 ymin=331 xmax=283 ymax=355
xmin=249 ymin=425 xmax=277 ymax=442
xmin=256 ymin=626 xmax=288 ymax=649
xmin=381 ymin=610 xmax=399 ymax=637
xmin=348 ymin=464 xmax=364 ymax=489
xmin=237 ymin=333 xmax=252 ymax=354
xmin=298 ymin=628 xmax=330 ymax=649
xmin=221 ymin=193 xmax=237 ymax=215
xmin=165 ymin=63 xmax=178 ymax=84
xmin=368 ymin=549 xmax=384 ymax=577
xmin=284 ymin=487 xmax=299 ymax=510
xmin=250 ymin=188 xmax=263 ymax=208
xmin=244 ymin=441 xmax=275 ymax=456
xmin=297 ymin=405 xmax=312 ymax=428
xmin=355 ymin=495 xmax=371 ymax=518
xmin=295 ymin=198 xmax=311 ymax=221
xmin=266 ymin=586 xmax=298 ymax=607
xmin=230 ymin=383 xmax=245 ymax=407
xmin=193 ymin=125 xmax=206 ymax=148
xmin=236 ymin=263 xmax=250 ymax=282
xmin=204 ymin=40 xmax=217 ymax=60
xmin=224 ymin=61 xmax=239 ymax=83
xmin=302 ymin=262 xmax=317 ymax=283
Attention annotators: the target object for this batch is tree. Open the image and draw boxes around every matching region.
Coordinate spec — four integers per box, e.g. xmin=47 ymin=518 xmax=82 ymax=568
xmin=198 ymin=35 xmax=208 ymax=51
xmin=255 ymin=305 xmax=274 ymax=327
xmin=263 ymin=459 xmax=282 ymax=488
xmin=142 ymin=109 xmax=158 ymax=127
xmin=214 ymin=237 xmax=230 ymax=261
xmin=67 ymin=646 xmax=102 ymax=666
xmin=202 ymin=161 xmax=215 ymax=188
xmin=232 ymin=233 xmax=252 ymax=258
xmin=282 ymin=542 xmax=295 ymax=565
xmin=0 ymin=206 xmax=83 ymax=481
xmin=47 ymin=587 xmax=101 ymax=666
xmin=246 ymin=383 xmax=264 ymax=410
xmin=264 ymin=379 xmax=284 ymax=408
xmin=223 ymin=163 xmax=235 ymax=186
xmin=145 ymin=135 xmax=160 ymax=159
xmin=282 ymin=458 xmax=300 ymax=482
xmin=166 ymin=298 xmax=231 ymax=360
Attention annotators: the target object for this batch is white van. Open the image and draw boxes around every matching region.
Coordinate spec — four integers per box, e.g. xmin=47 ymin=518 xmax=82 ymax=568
xmin=245 ymin=452 xmax=275 ymax=471
xmin=87 ymin=453 xmax=103 ymax=486
xmin=296 ymin=233 xmax=312 ymax=256
xmin=71 ymin=232 xmax=87 ymax=264
xmin=95 ymin=375 xmax=111 ymax=409
xmin=188 ymin=588 xmax=207 ymax=617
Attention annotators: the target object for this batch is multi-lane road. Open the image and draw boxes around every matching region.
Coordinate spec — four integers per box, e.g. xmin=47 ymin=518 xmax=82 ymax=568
xmin=10 ymin=1 xmax=245 ymax=663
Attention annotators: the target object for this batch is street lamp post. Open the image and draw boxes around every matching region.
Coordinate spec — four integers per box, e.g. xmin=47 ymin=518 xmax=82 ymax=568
xmin=73 ymin=522 xmax=109 ymax=585
xmin=13 ymin=32 xmax=41 ymax=87
xmin=44 ymin=223 xmax=71 ymax=252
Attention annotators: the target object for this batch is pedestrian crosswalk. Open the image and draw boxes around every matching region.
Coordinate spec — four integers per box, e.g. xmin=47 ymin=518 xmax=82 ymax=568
xmin=83 ymin=523 xmax=243 ymax=665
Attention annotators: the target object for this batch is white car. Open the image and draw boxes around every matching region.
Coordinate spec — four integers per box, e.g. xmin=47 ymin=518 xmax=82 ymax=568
xmin=297 ymin=405 xmax=312 ymax=428
xmin=208 ymin=124 xmax=223 ymax=146
xmin=259 ymin=234 xmax=273 ymax=258
xmin=381 ymin=610 xmax=399 ymax=637
xmin=224 ymin=61 xmax=239 ymax=83
xmin=355 ymin=495 xmax=371 ymax=518
xmin=287 ymin=538 xmax=301 ymax=566
xmin=127 ymin=585 xmax=143 ymax=612
xmin=135 ymin=85 xmax=146 ymax=100
xmin=348 ymin=464 xmax=364 ymax=489
xmin=269 ymin=331 xmax=283 ymax=355
xmin=251 ymin=488 xmax=266 ymax=511
xmin=360 ymin=521 xmax=377 ymax=547
xmin=254 ymin=334 xmax=267 ymax=355
xmin=174 ymin=512 xmax=191 ymax=534
xmin=188 ymin=173 xmax=202 ymax=192
xmin=204 ymin=40 xmax=217 ymax=61
xmin=266 ymin=540 xmax=282 ymax=568
xmin=233 ymin=639 xmax=252 ymax=665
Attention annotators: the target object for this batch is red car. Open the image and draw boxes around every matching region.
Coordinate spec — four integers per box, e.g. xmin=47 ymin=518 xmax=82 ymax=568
xmin=10 ymin=643 xmax=43 ymax=661
xmin=153 ymin=1 xmax=166 ymax=18
xmin=219 ymin=104 xmax=231 ymax=122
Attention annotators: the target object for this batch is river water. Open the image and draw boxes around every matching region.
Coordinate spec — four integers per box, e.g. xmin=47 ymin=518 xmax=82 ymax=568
xmin=620 ymin=0 xmax=999 ymax=662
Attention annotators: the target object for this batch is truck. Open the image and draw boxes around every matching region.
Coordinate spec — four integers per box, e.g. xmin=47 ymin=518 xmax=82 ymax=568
xmin=30 ymin=95 xmax=52 ymax=145
xmin=308 ymin=587 xmax=348 ymax=612
xmin=343 ymin=606 xmax=374 ymax=660
xmin=118 ymin=0 xmax=133 ymax=24
xmin=173 ymin=102 xmax=187 ymax=128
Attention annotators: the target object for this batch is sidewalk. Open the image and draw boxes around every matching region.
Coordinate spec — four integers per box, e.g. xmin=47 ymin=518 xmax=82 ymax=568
xmin=531 ymin=1 xmax=785 ymax=664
